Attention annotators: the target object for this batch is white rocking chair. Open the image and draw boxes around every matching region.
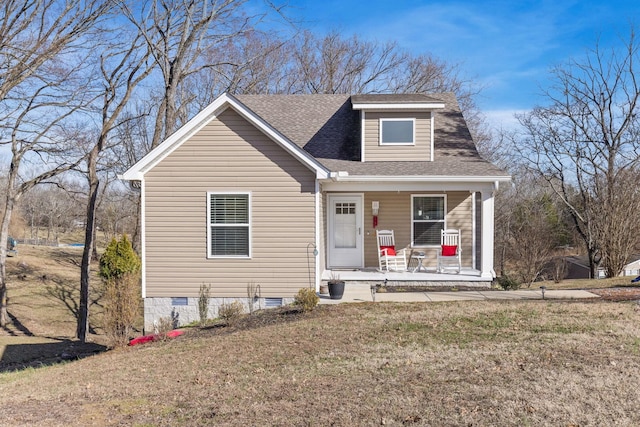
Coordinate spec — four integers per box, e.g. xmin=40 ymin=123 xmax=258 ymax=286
xmin=377 ymin=229 xmax=408 ymax=272
xmin=437 ymin=229 xmax=461 ymax=273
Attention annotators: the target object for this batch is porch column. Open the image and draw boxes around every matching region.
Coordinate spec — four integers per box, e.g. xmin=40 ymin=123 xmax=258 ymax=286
xmin=480 ymin=188 xmax=495 ymax=279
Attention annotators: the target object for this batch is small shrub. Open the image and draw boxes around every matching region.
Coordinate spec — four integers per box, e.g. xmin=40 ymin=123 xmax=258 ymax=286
xmin=294 ymin=288 xmax=319 ymax=312
xmin=198 ymin=283 xmax=211 ymax=326
xmin=154 ymin=316 xmax=175 ymax=337
xmin=218 ymin=301 xmax=244 ymax=326
xmin=496 ymin=275 xmax=521 ymax=290
xmin=99 ymin=235 xmax=141 ymax=348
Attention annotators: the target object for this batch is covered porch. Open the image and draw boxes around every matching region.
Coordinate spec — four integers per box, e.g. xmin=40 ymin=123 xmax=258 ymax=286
xmin=320 ymin=181 xmax=500 ymax=284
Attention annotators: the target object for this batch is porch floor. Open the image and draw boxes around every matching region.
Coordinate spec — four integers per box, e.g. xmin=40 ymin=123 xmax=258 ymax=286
xmin=322 ymin=267 xmax=492 ymax=287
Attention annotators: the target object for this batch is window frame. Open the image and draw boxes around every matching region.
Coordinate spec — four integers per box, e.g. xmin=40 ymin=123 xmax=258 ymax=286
xmin=379 ymin=118 xmax=415 ymax=145
xmin=411 ymin=194 xmax=447 ymax=247
xmin=206 ymin=192 xmax=252 ymax=259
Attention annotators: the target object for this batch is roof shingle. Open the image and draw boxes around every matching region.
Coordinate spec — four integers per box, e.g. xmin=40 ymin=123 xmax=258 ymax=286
xmin=234 ymin=93 xmax=506 ymax=177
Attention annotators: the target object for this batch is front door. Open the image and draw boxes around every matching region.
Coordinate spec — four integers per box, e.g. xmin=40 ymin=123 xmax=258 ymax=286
xmin=328 ymin=194 xmax=363 ymax=268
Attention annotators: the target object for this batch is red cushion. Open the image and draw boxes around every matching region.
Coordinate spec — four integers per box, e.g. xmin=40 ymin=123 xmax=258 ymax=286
xmin=380 ymin=245 xmax=396 ymax=256
xmin=441 ymin=245 xmax=457 ymax=256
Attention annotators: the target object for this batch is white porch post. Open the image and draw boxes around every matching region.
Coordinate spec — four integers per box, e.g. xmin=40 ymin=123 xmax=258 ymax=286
xmin=480 ymin=187 xmax=496 ymax=279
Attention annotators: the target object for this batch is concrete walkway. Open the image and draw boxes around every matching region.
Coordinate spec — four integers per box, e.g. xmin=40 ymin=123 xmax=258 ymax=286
xmin=318 ymin=283 xmax=600 ymax=304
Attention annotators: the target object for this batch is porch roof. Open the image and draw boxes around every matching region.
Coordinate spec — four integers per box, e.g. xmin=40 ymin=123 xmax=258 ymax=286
xmin=317 ymin=158 xmax=508 ymax=178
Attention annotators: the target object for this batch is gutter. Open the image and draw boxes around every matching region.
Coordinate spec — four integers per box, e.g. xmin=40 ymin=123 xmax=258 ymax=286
xmin=324 ymin=174 xmax=511 ymax=184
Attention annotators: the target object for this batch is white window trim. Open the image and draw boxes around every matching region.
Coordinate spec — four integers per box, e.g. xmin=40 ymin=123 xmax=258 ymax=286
xmin=379 ymin=118 xmax=415 ymax=145
xmin=207 ymin=191 xmax=252 ymax=259
xmin=411 ymin=194 xmax=447 ymax=247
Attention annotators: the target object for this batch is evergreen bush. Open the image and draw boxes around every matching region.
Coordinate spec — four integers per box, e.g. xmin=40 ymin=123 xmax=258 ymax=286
xmin=99 ymin=235 xmax=141 ymax=347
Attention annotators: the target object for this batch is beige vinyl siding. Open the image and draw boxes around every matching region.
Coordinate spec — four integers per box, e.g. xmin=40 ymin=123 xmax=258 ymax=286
xmin=361 ymin=191 xmax=474 ymax=268
xmin=144 ymin=107 xmax=317 ymax=298
xmin=364 ymin=111 xmax=431 ymax=161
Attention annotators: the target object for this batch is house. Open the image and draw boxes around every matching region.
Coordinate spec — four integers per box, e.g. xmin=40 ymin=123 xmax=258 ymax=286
xmin=623 ymin=256 xmax=640 ymax=277
xmin=565 ymin=255 xmax=640 ymax=279
xmin=122 ymin=92 xmax=510 ymax=330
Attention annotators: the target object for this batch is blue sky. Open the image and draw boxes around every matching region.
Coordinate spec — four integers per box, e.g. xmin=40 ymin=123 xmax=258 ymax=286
xmin=285 ymin=0 xmax=640 ymax=129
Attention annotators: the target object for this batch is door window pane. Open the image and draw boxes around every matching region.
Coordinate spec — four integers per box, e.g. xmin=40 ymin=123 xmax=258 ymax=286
xmin=334 ymin=202 xmax=356 ymax=248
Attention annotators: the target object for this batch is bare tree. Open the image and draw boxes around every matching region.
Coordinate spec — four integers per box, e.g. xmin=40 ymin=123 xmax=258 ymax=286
xmin=590 ymin=169 xmax=640 ymax=276
xmin=494 ymin=170 xmax=570 ymax=286
xmin=515 ymin=29 xmax=640 ymax=278
xmin=508 ymin=193 xmax=565 ymax=286
xmin=121 ymin=0 xmax=266 ymax=148
xmin=75 ymin=20 xmax=155 ymax=341
xmin=0 ymin=0 xmax=112 ymax=327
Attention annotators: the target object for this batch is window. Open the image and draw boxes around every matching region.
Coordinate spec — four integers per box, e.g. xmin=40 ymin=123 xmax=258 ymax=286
xmin=207 ymin=193 xmax=250 ymax=257
xmin=380 ymin=118 xmax=415 ymax=145
xmin=412 ymin=195 xmax=445 ymax=246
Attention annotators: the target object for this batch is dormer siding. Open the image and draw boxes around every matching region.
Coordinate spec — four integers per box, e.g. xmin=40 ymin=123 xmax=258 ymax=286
xmin=362 ymin=110 xmax=432 ymax=162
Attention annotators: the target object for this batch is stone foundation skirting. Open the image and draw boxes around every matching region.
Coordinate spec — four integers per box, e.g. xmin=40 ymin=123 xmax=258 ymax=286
xmin=143 ymin=297 xmax=294 ymax=333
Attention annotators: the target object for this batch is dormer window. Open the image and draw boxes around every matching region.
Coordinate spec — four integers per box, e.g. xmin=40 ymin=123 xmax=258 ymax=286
xmin=379 ymin=118 xmax=415 ymax=145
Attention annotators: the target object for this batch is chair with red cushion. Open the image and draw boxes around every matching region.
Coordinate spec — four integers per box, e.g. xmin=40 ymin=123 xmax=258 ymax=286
xmin=437 ymin=229 xmax=461 ymax=273
xmin=376 ymin=229 xmax=408 ymax=272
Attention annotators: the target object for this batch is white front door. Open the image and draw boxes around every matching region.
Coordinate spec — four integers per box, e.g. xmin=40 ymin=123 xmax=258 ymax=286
xmin=328 ymin=194 xmax=363 ymax=268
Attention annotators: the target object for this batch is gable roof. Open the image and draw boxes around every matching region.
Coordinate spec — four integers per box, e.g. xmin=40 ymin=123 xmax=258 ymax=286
xmin=122 ymin=92 xmax=509 ymax=182
xmin=121 ymin=93 xmax=331 ymax=180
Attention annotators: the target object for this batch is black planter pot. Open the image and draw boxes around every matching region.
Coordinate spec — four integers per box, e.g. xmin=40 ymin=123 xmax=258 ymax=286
xmin=328 ymin=281 xmax=345 ymax=300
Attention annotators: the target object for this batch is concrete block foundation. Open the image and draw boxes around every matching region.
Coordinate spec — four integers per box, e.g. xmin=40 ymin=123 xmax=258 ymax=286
xmin=143 ymin=297 xmax=294 ymax=333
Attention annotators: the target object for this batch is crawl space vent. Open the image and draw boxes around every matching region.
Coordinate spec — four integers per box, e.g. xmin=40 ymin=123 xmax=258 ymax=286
xmin=171 ymin=297 xmax=188 ymax=306
xmin=264 ymin=298 xmax=283 ymax=308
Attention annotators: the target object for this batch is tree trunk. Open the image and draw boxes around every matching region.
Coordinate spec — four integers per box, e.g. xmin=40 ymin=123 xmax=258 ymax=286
xmin=588 ymin=247 xmax=599 ymax=279
xmin=77 ymin=147 xmax=99 ymax=341
xmin=132 ymin=193 xmax=142 ymax=254
xmin=0 ymin=170 xmax=17 ymax=327
xmin=0 ymin=205 xmax=9 ymax=326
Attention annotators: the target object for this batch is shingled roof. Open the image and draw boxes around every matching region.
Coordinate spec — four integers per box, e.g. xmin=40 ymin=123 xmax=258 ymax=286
xmin=234 ymin=93 xmax=506 ymax=177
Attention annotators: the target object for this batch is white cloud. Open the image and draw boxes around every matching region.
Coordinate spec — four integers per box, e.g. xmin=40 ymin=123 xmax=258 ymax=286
xmin=483 ymin=109 xmax=529 ymax=131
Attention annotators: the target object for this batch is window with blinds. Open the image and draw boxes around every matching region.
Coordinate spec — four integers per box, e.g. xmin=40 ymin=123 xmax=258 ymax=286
xmin=207 ymin=193 xmax=250 ymax=257
xmin=411 ymin=195 xmax=446 ymax=246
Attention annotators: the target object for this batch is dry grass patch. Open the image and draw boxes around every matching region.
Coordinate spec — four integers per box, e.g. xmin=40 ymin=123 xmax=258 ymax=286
xmin=0 ymin=300 xmax=639 ymax=426
xmin=3 ymin=245 xmax=105 ymax=338
xmin=0 ymin=245 xmax=115 ymax=372
xmin=533 ymin=276 xmax=635 ymax=290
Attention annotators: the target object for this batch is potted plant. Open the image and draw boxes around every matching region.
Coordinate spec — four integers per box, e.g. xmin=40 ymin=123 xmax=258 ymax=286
xmin=327 ymin=272 xmax=345 ymax=300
